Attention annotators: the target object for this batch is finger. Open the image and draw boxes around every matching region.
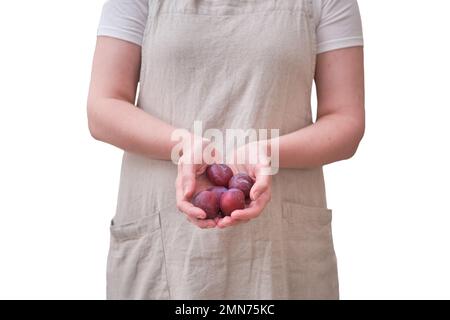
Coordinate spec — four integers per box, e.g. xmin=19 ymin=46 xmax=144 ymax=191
xmin=181 ymin=162 xmax=197 ymax=198
xmin=175 ymin=168 xmax=185 ymax=199
xmin=250 ymin=169 xmax=271 ymax=201
xmin=217 ymin=216 xmax=237 ymax=228
xmin=176 ymin=159 xmax=206 ymax=220
xmin=187 ymin=216 xmax=216 ymax=229
xmin=188 ymin=217 xmax=216 ymax=229
xmin=222 ymin=219 xmax=248 ymax=228
xmin=175 ymin=174 xmax=186 ymax=208
xmin=177 ymin=157 xmax=197 ymax=198
xmin=176 ymin=160 xmax=186 ymax=199
xmin=177 ymin=199 xmax=207 ymax=220
xmin=176 ymin=168 xmax=195 ymax=211
xmin=217 ymin=216 xmax=248 ymax=228
xmin=196 ymin=163 xmax=209 ymax=176
xmin=231 ymin=191 xmax=270 ymax=220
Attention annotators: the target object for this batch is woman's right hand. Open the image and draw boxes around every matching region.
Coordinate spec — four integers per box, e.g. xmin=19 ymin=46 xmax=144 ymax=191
xmin=217 ymin=141 xmax=272 ymax=228
xmin=175 ymin=137 xmax=218 ymax=229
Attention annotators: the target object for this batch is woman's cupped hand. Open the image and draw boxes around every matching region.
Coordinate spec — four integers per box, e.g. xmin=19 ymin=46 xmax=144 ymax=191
xmin=175 ymin=137 xmax=272 ymax=229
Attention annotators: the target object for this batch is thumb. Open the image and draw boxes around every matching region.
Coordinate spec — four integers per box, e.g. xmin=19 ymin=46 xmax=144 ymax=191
xmin=250 ymin=171 xmax=271 ymax=201
xmin=183 ymin=179 xmax=195 ymax=198
xmin=182 ymin=164 xmax=196 ymax=198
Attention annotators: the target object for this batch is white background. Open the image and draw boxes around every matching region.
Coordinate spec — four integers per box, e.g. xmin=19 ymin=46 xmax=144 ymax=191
xmin=0 ymin=0 xmax=449 ymax=300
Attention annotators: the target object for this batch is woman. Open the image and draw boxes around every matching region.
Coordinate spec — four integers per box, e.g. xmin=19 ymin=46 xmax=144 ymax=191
xmin=88 ymin=0 xmax=365 ymax=299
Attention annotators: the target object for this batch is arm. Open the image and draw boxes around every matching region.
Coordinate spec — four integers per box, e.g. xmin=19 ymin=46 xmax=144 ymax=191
xmin=214 ymin=48 xmax=364 ymax=227
xmin=87 ymin=36 xmax=178 ymax=160
xmin=276 ymin=47 xmax=365 ymax=168
xmin=88 ymin=36 xmax=212 ymax=227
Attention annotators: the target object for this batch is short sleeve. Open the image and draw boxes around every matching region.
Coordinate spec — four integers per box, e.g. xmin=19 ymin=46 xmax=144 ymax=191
xmin=313 ymin=0 xmax=364 ymax=54
xmin=97 ymin=0 xmax=149 ymax=46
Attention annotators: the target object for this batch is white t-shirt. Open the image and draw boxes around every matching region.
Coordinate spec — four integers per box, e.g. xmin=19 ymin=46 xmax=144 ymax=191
xmin=97 ymin=0 xmax=363 ymax=54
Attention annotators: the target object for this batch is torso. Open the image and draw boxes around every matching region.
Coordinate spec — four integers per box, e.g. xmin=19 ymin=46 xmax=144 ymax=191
xmin=107 ymin=0 xmax=339 ymax=300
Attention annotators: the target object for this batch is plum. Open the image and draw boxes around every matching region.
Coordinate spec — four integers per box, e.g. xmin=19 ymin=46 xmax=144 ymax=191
xmin=228 ymin=173 xmax=254 ymax=198
xmin=192 ymin=191 xmax=219 ymax=219
xmin=206 ymin=186 xmax=228 ymax=203
xmin=220 ymin=188 xmax=245 ymax=216
xmin=206 ymin=164 xmax=233 ymax=187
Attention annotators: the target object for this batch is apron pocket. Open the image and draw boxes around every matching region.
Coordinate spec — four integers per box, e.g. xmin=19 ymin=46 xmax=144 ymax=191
xmin=107 ymin=213 xmax=170 ymax=299
xmin=282 ymin=201 xmax=332 ymax=231
xmin=281 ymin=201 xmax=339 ymax=299
xmin=109 ymin=214 xmax=161 ymax=251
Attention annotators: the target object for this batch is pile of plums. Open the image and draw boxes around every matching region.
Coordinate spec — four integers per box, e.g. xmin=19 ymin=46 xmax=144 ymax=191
xmin=192 ymin=164 xmax=255 ymax=219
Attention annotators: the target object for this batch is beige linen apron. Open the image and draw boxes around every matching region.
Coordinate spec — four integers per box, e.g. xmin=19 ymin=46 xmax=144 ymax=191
xmin=106 ymin=0 xmax=339 ymax=300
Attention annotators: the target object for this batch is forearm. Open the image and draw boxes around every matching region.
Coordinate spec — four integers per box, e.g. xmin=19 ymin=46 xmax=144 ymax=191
xmin=87 ymin=98 xmax=177 ymax=160
xmin=275 ymin=112 xmax=365 ymax=169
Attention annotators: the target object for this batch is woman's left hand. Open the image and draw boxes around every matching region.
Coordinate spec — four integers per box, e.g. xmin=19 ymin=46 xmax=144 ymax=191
xmin=217 ymin=141 xmax=273 ymax=228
